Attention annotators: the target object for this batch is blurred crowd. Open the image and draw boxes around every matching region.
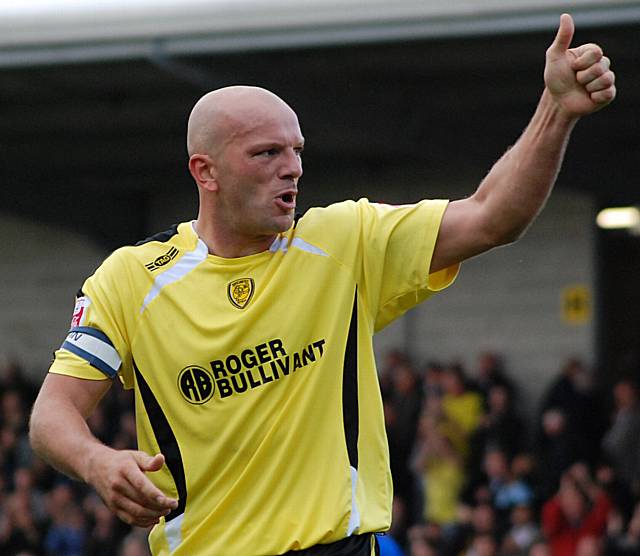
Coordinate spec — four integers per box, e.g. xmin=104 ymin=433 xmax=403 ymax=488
xmin=0 ymin=361 xmax=150 ymax=556
xmin=1 ymin=352 xmax=640 ymax=556
xmin=380 ymin=351 xmax=640 ymax=556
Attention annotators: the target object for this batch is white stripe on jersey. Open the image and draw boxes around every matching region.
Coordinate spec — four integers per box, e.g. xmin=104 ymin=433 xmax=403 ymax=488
xmin=141 ymin=240 xmax=208 ymax=313
xmin=291 ymin=237 xmax=328 ymax=257
xmin=165 ymin=512 xmax=184 ymax=553
xmin=269 ymin=236 xmax=289 ymax=253
xmin=346 ymin=465 xmax=361 ymax=536
xmin=269 ymin=236 xmax=327 ymax=256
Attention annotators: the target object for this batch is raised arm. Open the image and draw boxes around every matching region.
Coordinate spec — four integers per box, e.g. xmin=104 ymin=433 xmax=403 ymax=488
xmin=431 ymin=14 xmax=616 ymax=273
xmin=30 ymin=373 xmax=177 ymax=527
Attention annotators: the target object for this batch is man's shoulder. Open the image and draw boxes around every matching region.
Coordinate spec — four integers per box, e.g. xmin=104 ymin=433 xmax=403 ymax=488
xmin=295 ymin=199 xmax=371 ymax=232
xmin=292 ymin=201 xmax=365 ymax=256
xmin=134 ymin=223 xmax=181 ymax=247
xmin=299 ymin=198 xmax=365 ymax=218
xmin=94 ymin=222 xmax=195 ymax=278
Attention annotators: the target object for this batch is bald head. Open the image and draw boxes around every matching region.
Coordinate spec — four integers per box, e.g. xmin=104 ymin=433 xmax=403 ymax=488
xmin=186 ymin=86 xmax=298 ymax=157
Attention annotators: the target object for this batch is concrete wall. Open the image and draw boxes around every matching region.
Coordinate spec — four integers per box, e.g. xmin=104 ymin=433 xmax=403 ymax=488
xmin=0 ymin=213 xmax=105 ymax=379
xmin=343 ymin=169 xmax=596 ymax=417
xmin=375 ymin=190 xmax=595 ymax=417
xmin=0 ymin=176 xmax=594 ymax=416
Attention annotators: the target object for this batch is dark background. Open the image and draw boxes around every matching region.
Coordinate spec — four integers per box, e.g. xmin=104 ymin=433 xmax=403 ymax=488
xmin=1 ymin=19 xmax=638 ymax=384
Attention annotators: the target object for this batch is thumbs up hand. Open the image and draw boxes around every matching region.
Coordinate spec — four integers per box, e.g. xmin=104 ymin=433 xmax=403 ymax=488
xmin=544 ymin=14 xmax=616 ymax=117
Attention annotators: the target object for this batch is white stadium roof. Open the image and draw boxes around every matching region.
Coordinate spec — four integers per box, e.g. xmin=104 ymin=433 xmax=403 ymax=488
xmin=0 ymin=0 xmax=639 ymax=66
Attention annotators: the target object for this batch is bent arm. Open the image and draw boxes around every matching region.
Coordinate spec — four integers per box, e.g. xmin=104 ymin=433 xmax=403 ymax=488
xmin=430 ymin=14 xmax=615 ymax=273
xmin=30 ymin=372 xmax=112 ymax=481
xmin=30 ymin=372 xmax=178 ymax=526
xmin=431 ymin=89 xmax=576 ymax=272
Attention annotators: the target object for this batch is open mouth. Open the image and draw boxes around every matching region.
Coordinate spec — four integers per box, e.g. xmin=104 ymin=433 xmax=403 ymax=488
xmin=275 ymin=191 xmax=296 ymax=211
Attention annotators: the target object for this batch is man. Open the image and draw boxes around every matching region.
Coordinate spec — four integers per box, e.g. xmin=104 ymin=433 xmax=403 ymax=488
xmin=29 ymin=14 xmax=615 ymax=556
xmin=602 ymin=379 xmax=640 ymax=496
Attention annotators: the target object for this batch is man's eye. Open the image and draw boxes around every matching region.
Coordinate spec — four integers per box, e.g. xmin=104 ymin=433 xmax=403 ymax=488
xmin=258 ymin=149 xmax=277 ymax=157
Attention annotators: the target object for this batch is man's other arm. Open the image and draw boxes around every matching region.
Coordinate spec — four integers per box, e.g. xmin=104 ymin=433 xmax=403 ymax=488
xmin=431 ymin=14 xmax=616 ymax=273
xmin=30 ymin=373 xmax=178 ymax=526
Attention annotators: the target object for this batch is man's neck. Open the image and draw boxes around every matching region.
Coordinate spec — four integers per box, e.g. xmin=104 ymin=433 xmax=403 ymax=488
xmin=192 ymin=219 xmax=276 ymax=258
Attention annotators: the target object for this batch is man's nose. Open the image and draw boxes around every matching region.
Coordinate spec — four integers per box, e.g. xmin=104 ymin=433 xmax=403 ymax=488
xmin=280 ymin=149 xmax=303 ymax=180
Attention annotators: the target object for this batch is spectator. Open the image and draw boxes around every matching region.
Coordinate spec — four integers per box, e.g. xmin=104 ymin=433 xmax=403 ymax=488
xmin=542 ymin=465 xmax=612 ymax=556
xmin=539 ymin=358 xmax=602 ymax=465
xmin=1 ymin=473 xmax=45 ymax=553
xmin=386 ymin=362 xmax=423 ymax=517
xmin=412 ymin=414 xmax=465 ymax=527
xmin=535 ymin=408 xmax=577 ymax=502
xmin=501 ymin=504 xmax=540 ymax=556
xmin=119 ymin=530 xmax=152 ymax=556
xmin=601 ymin=378 xmax=640 ymax=497
xmin=472 ymin=351 xmax=515 ymax=404
xmin=0 ymin=360 xmax=37 ymax=407
xmin=445 ymin=503 xmax=497 ymax=556
xmin=13 ymin=467 xmax=47 ymax=529
xmin=439 ymin=364 xmax=484 ymax=462
xmin=0 ymin=490 xmax=43 ymax=554
xmin=407 ymin=525 xmax=439 ymax=556
xmin=43 ymin=503 xmax=86 ymax=556
xmin=84 ymin=498 xmax=127 ymax=556
xmin=482 ymin=447 xmax=534 ymax=530
xmin=463 ymin=532 xmax=498 ymax=556
xmin=378 ymin=532 xmax=406 ymax=556
xmin=476 ymin=384 xmax=525 ymax=458
xmin=380 ymin=349 xmax=411 ymax=400
xmin=594 ymin=462 xmax=635 ymax=524
xmin=467 ymin=385 xmax=526 ymax=498
xmin=605 ymin=501 xmax=640 ymax=556
xmin=1 ymin=390 xmax=32 ymax=474
xmin=528 ymin=540 xmax=552 ymax=556
xmin=575 ymin=536 xmax=602 ymax=556
xmin=421 ymin=361 xmax=444 ymax=405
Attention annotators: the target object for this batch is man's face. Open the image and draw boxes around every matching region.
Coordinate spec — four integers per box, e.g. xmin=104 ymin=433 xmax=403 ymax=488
xmin=212 ymin=106 xmax=304 ymax=242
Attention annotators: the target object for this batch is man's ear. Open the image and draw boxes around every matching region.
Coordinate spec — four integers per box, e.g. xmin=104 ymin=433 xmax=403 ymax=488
xmin=188 ymin=154 xmax=218 ymax=192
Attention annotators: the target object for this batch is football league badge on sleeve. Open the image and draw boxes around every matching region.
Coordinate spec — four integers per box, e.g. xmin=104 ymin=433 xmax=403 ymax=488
xmin=227 ymin=278 xmax=255 ymax=309
xmin=71 ymin=295 xmax=91 ymax=328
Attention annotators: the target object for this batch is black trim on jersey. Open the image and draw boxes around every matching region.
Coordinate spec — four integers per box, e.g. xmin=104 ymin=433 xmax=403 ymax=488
xmin=76 ymin=288 xmax=84 ymax=298
xmin=133 ymin=361 xmax=187 ymax=521
xmin=135 ymin=223 xmax=180 ymax=246
xmin=293 ymin=212 xmax=304 ymax=228
xmin=342 ymin=287 xmax=359 ymax=470
xmin=284 ymin=532 xmax=376 ymax=555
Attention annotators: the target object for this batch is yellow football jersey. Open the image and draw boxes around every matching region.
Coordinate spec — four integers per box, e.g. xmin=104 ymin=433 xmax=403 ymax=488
xmin=50 ymin=198 xmax=458 ymax=556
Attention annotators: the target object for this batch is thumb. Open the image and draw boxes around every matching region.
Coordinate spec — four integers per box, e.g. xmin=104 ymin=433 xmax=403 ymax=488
xmin=549 ymin=13 xmax=574 ymax=54
xmin=133 ymin=451 xmax=165 ymax=472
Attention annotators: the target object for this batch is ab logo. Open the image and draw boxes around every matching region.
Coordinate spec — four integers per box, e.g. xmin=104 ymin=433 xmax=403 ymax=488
xmin=178 ymin=366 xmax=215 ymax=404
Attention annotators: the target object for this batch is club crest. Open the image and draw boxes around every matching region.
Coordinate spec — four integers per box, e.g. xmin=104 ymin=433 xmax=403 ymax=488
xmin=227 ymin=278 xmax=255 ymax=309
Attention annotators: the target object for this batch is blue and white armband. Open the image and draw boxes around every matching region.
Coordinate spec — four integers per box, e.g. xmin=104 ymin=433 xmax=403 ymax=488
xmin=61 ymin=326 xmax=122 ymax=379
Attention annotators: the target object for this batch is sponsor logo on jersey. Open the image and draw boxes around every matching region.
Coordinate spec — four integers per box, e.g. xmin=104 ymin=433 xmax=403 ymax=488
xmin=178 ymin=337 xmax=327 ymax=402
xmin=227 ymin=278 xmax=254 ymax=309
xmin=145 ymin=246 xmax=179 ymax=271
xmin=70 ymin=296 xmax=91 ymax=328
xmin=177 ymin=365 xmax=215 ymax=404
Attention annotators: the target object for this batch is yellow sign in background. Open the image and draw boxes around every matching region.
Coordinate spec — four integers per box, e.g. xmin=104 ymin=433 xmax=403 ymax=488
xmin=561 ymin=284 xmax=591 ymax=325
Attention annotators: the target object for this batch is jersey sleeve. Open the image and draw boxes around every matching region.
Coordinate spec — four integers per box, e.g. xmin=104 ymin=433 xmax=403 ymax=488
xmin=302 ymin=198 xmax=458 ymax=332
xmin=360 ymin=199 xmax=459 ymax=331
xmin=49 ymin=248 xmax=137 ymax=389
